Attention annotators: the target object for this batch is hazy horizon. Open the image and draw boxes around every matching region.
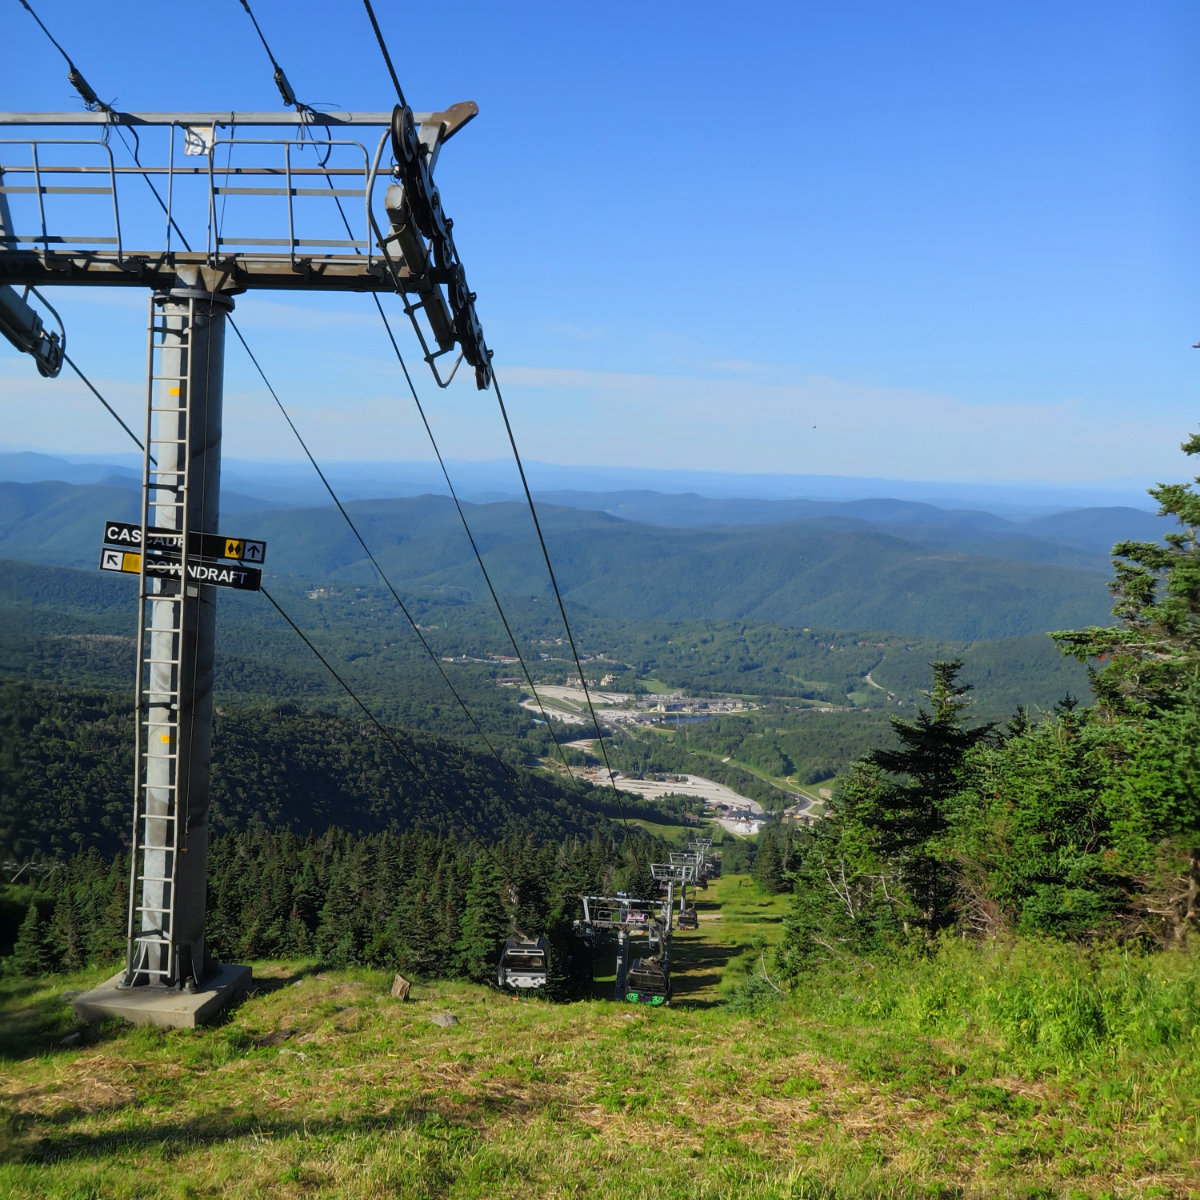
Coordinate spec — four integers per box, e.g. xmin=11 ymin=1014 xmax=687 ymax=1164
xmin=0 ymin=445 xmax=1161 ymax=515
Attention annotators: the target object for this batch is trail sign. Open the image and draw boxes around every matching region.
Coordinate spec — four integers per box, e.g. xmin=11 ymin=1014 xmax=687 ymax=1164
xmin=98 ymin=548 xmax=262 ymax=592
xmin=103 ymin=519 xmax=266 ymax=564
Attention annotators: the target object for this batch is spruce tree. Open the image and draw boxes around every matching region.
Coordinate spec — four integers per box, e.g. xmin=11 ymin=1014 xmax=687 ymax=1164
xmin=9 ymin=901 xmax=50 ymax=978
xmin=1051 ymin=430 xmax=1200 ymax=941
xmin=50 ymin=891 xmax=85 ymax=973
xmin=454 ymin=855 xmax=509 ymax=983
xmin=866 ymin=660 xmax=993 ymax=935
xmin=776 ymin=759 xmax=910 ymax=975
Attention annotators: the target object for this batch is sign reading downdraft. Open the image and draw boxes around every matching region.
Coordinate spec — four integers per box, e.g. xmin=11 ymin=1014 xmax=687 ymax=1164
xmin=98 ymin=548 xmax=262 ymax=592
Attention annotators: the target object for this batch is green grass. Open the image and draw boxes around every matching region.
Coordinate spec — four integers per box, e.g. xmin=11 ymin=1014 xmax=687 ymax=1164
xmin=636 ymin=678 xmax=677 ymax=695
xmin=2 ymin=881 xmax=1197 ymax=1199
xmin=617 ymin=816 xmax=697 ymax=842
xmin=788 ymin=784 xmax=834 ymax=804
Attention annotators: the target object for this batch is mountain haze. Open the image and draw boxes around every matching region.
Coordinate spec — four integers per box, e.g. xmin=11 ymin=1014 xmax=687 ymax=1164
xmin=0 ymin=477 xmax=1142 ymax=640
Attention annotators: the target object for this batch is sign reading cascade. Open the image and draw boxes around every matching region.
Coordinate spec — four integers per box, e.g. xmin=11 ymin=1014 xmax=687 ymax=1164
xmin=99 ymin=519 xmax=266 ymax=592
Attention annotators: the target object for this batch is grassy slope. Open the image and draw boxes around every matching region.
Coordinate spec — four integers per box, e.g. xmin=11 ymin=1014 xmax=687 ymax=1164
xmin=1 ymin=878 xmax=1197 ymax=1199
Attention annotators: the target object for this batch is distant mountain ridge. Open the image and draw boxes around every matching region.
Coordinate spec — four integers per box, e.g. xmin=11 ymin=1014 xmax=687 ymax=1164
xmin=0 ymin=478 xmax=1146 ymax=640
xmin=2 ymin=453 xmax=1174 ymax=642
xmin=0 ymin=450 xmax=1160 ymax=513
xmin=528 ymin=489 xmax=1168 ymax=552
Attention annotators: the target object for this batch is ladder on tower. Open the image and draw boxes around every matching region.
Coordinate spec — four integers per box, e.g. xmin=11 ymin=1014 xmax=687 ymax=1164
xmin=122 ymin=294 xmax=199 ymax=987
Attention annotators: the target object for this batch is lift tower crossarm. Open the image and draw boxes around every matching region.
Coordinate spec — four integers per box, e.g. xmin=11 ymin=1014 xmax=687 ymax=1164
xmin=0 ymin=103 xmax=488 ymax=385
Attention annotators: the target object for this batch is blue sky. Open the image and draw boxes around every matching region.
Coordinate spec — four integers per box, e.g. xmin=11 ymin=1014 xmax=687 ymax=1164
xmin=2 ymin=0 xmax=1196 ymax=492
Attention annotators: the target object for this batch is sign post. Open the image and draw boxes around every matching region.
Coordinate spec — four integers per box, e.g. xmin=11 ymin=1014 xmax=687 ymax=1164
xmin=128 ymin=285 xmax=232 ymax=991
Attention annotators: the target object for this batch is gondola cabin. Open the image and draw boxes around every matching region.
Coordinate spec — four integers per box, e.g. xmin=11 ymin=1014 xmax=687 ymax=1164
xmin=497 ymin=935 xmax=548 ymax=990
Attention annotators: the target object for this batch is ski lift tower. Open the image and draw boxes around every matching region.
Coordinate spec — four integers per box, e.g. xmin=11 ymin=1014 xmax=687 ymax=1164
xmin=580 ymin=894 xmax=673 ymax=1001
xmin=651 ymin=860 xmax=694 ymax=919
xmin=0 ymin=103 xmax=491 ymax=1025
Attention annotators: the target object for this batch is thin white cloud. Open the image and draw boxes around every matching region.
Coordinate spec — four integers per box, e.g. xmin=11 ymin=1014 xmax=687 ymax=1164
xmin=230 ymin=296 xmax=382 ymax=334
xmin=3 ymin=349 xmax=1188 ymax=485
xmin=701 ymin=358 xmax=782 ymax=377
xmin=500 ymin=364 xmax=1186 ymax=483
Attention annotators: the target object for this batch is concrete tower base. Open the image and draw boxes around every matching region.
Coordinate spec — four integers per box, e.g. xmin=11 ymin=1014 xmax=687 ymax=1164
xmin=71 ymin=963 xmax=252 ymax=1029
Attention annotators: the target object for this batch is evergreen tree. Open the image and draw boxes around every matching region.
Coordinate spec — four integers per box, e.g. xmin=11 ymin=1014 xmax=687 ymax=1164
xmin=50 ymin=890 xmax=85 ymax=973
xmin=865 ymin=660 xmax=993 ymax=934
xmin=776 ymin=760 xmax=910 ymax=974
xmin=92 ymin=862 xmax=128 ymax=966
xmin=948 ymin=710 xmax=1124 ymax=938
xmin=315 ymin=843 xmax=364 ymax=968
xmin=753 ymin=827 xmax=787 ymax=893
xmin=1051 ymin=430 xmax=1200 ymax=942
xmin=8 ymin=900 xmax=50 ymax=978
xmin=1053 ymin=431 xmax=1200 ymax=717
xmin=454 ymin=854 xmax=509 ymax=982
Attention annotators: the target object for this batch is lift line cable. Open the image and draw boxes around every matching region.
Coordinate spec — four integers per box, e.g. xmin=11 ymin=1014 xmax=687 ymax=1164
xmin=229 ymin=18 xmax=528 ymax=763
xmin=18 ymin=2 xmax=266 ymax=856
xmin=16 ymin=0 xmax=191 ymax=255
xmin=366 ymin=293 xmax=596 ymax=793
xmin=235 ymin=0 xmax=316 ymax=113
xmin=224 ymin=319 xmax=518 ymax=785
xmin=17 ymin=5 xmax=634 ymax=919
xmin=63 ymin=352 xmax=147 ymax=455
xmin=132 ymin=42 xmax=525 ymax=793
xmin=21 ymin=4 xmax=639 ymax=870
xmin=360 ymin=0 xmax=408 ymax=109
xmin=487 ymin=367 xmax=645 ymax=850
xmin=16 ymin=0 xmax=101 ymax=108
xmin=257 ymin=583 xmax=517 ymax=883
xmin=233 ymin=16 xmax=593 ymax=799
xmin=356 ymin=3 xmax=648 ymax=859
xmin=229 ymin=318 xmax=599 ymax=895
xmin=310 ymin=150 xmax=593 ymax=790
xmin=236 ymin=0 xmax=278 ymax=68
xmin=16 ymin=0 xmax=69 ymax=63
xmin=66 ymin=342 xmax=518 ymax=890
xmin=14 ymin=11 xmax=230 ymax=859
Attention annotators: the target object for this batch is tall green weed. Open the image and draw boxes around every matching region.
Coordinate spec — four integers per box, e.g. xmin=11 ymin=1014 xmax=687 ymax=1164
xmin=784 ymin=936 xmax=1200 ymax=1074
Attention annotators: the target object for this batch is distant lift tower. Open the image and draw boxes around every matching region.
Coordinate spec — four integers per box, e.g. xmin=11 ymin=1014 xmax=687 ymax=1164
xmin=579 ymin=894 xmax=675 ymax=1003
xmin=651 ymin=860 xmax=695 ymax=918
xmin=0 ymin=105 xmax=491 ymax=1004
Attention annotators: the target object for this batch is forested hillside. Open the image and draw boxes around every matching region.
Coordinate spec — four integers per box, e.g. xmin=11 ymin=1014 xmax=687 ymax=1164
xmin=0 ymin=559 xmax=1090 ymax=720
xmin=773 ymin=434 xmax=1200 ymax=961
xmin=2 ymin=438 xmax=1191 ymax=963
xmin=0 ymin=480 xmax=1132 ymax=639
xmin=2 ymin=824 xmax=650 ymax=986
xmin=0 ymin=682 xmax=666 ymax=862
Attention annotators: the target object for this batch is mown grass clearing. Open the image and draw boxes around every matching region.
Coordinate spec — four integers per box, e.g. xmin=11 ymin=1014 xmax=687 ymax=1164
xmin=613 ymin=816 xmax=697 ymax=843
xmin=1 ymin=878 xmax=1197 ymax=1199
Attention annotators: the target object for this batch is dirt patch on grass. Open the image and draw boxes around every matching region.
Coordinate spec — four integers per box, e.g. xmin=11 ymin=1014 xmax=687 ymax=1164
xmin=3 ymin=1053 xmax=147 ymax=1119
